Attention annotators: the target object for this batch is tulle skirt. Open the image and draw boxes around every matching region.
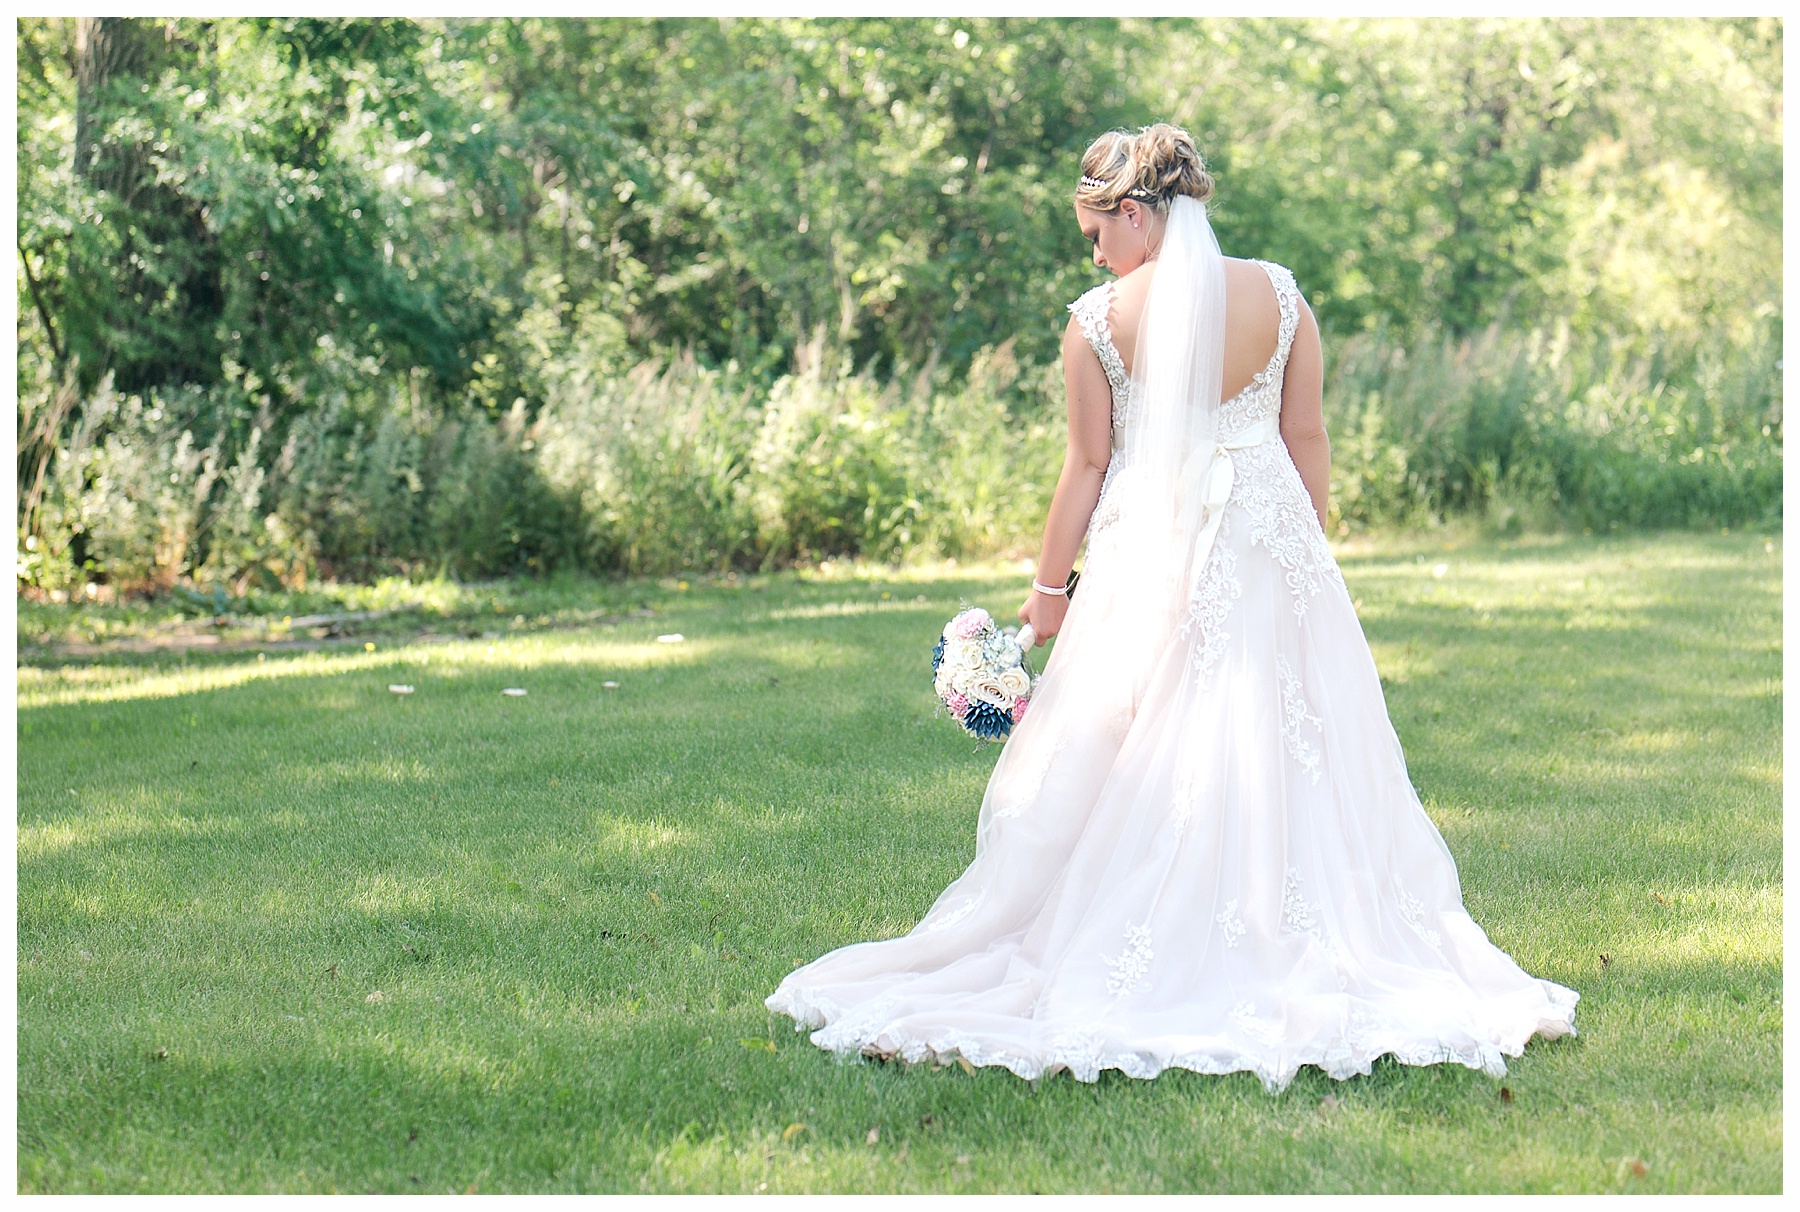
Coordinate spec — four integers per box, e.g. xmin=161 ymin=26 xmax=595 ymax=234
xmin=767 ymin=442 xmax=1577 ymax=1092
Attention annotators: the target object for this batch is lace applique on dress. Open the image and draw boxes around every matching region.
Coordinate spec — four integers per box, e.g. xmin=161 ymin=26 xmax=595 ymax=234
xmin=1047 ymin=1029 xmax=1107 ymax=1079
xmin=1170 ymin=763 xmax=1203 ymax=837
xmin=1209 ymin=262 xmax=1347 ymax=622
xmin=1070 ymin=281 xmax=1135 ymax=543
xmin=1232 ymin=1001 xmax=1284 ymax=1047
xmin=1183 ymin=513 xmax=1242 ymax=681
xmin=1088 ymin=461 xmax=1125 ymax=539
xmin=1103 ymin=922 xmax=1154 ymax=997
xmin=1394 ymin=876 xmax=1443 ymax=949
xmin=1281 ymin=867 xmax=1318 ymax=936
xmin=765 ymin=983 xmax=844 ymax=1030
xmin=1179 ymin=260 xmax=1307 ymax=676
xmin=1276 ymin=654 xmax=1324 ymax=784
xmin=809 ymin=990 xmax=903 ymax=1051
xmin=1216 ymin=899 xmax=1247 ymax=948
xmin=923 ymin=890 xmax=986 ymax=933
xmin=1281 ymin=867 xmax=1345 ymax=978
xmin=1067 ymin=283 xmax=1131 ymax=431
xmin=1230 ymin=444 xmax=1342 ymax=623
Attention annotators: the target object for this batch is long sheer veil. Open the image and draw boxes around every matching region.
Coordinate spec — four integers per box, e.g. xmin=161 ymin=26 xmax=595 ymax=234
xmin=1104 ymin=193 xmax=1228 ymax=692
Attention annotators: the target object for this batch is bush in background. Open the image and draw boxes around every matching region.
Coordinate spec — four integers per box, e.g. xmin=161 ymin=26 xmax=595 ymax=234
xmin=17 ymin=319 xmax=1778 ymax=597
xmin=1324 ymin=321 xmax=1782 ymax=534
xmin=16 ymin=19 xmax=1779 ymax=597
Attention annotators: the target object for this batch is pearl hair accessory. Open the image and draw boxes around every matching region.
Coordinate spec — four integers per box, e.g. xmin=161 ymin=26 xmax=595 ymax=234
xmin=1080 ymin=173 xmax=1158 ymax=202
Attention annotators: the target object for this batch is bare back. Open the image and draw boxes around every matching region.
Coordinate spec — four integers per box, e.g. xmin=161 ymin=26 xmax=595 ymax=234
xmin=1059 ymin=246 xmax=1328 ymax=540
xmin=1102 ymin=256 xmax=1282 ymax=402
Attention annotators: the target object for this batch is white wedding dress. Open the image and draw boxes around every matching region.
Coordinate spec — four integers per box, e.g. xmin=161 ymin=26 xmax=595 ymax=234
xmin=767 ymin=201 xmax=1577 ymax=1093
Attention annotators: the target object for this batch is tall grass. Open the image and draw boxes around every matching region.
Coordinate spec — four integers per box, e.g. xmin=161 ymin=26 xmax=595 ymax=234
xmin=528 ymin=338 xmax=1061 ymax=575
xmin=1325 ymin=322 xmax=1782 ymax=534
xmin=16 ymin=323 xmax=1780 ymax=594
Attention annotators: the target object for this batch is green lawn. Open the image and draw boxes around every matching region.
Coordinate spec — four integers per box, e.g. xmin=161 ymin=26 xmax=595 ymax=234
xmin=15 ymin=531 xmax=1781 ymax=1193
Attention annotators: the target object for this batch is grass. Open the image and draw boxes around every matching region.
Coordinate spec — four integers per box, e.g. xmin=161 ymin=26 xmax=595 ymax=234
xmin=15 ymin=530 xmax=1781 ymax=1193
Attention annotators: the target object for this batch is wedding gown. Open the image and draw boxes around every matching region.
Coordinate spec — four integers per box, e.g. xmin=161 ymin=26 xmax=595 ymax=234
xmin=766 ymin=205 xmax=1577 ymax=1093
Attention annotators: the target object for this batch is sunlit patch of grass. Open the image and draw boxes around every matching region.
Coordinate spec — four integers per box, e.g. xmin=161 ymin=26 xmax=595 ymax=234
xmin=18 ymin=648 xmax=401 ymax=707
xmin=1362 ymin=641 xmax=1440 ymax=684
xmin=16 ymin=532 xmax=1779 ymax=1193
xmin=18 ymin=805 xmax=238 ymax=860
xmin=761 ymin=598 xmax=937 ymax=623
xmin=595 ymin=816 xmax=696 ymax=857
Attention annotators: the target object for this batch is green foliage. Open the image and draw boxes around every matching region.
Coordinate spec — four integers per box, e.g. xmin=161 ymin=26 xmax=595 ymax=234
xmin=15 ymin=18 xmax=1783 ymax=589
xmin=19 ymin=18 xmax=486 ymax=399
xmin=535 ymin=357 xmax=764 ymax=573
xmin=24 ymin=379 xmax=276 ymax=590
xmin=272 ymin=393 xmax=579 ymax=582
xmin=1158 ymin=19 xmax=1782 ymax=343
xmin=15 ymin=535 xmax=1782 ymax=1192
xmin=1323 ymin=322 xmax=1783 ymax=533
xmin=19 ymin=339 xmax=1066 ymax=588
xmin=18 ymin=314 xmax=1778 ymax=593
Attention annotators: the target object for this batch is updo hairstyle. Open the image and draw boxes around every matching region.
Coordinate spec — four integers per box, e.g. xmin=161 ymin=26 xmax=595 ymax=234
xmin=1074 ymin=123 xmax=1214 ymax=213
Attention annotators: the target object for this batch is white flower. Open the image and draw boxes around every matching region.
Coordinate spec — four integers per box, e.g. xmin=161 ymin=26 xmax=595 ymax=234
xmin=946 ymin=638 xmax=984 ymax=672
xmin=997 ymin=667 xmax=1031 ymax=698
xmin=965 ymin=674 xmax=1012 ymax=707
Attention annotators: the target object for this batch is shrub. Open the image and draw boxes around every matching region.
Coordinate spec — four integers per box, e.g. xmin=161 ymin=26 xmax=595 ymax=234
xmin=1322 ymin=321 xmax=1781 ymax=533
xmin=534 ymin=355 xmax=762 ymax=575
xmin=16 ymin=320 xmax=1780 ymax=595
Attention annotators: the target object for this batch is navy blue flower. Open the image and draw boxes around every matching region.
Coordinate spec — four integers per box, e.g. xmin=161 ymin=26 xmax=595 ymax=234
xmin=931 ymin=635 xmax=946 ymax=678
xmin=962 ymin=698 xmax=1013 ymax=741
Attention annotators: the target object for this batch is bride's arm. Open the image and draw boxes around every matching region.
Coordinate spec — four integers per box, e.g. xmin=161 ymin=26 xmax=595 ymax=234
xmin=1018 ymin=318 xmax=1115 ymax=644
xmin=1279 ymin=298 xmax=1330 ymax=532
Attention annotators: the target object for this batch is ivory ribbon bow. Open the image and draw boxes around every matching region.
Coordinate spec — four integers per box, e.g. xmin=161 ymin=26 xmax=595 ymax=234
xmin=1179 ymin=412 xmax=1281 ymax=599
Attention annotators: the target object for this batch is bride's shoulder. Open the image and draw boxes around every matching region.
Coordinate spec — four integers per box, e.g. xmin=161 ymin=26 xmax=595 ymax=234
xmin=1223 ymin=258 xmax=1302 ymax=315
xmin=1108 ymin=262 xmax=1156 ymax=309
xmin=1227 ymin=256 xmax=1298 ymax=288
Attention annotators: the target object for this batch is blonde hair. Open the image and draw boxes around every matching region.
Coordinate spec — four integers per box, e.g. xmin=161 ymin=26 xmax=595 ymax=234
xmin=1074 ymin=123 xmax=1214 ymax=213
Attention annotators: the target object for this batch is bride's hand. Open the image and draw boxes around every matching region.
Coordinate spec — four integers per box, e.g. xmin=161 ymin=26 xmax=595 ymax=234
xmin=1018 ymin=590 xmax=1068 ymax=646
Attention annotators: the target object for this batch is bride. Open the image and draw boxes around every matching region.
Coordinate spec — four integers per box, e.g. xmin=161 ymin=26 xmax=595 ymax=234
xmin=766 ymin=124 xmax=1577 ymax=1092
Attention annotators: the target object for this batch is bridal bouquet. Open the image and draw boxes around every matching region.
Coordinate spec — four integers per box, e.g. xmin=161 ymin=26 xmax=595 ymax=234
xmin=932 ymin=607 xmax=1036 ymax=741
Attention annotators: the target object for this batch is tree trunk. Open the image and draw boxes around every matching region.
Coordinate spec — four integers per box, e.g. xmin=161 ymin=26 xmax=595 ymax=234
xmin=75 ymin=17 xmax=163 ymax=201
xmin=71 ymin=18 xmax=223 ymax=393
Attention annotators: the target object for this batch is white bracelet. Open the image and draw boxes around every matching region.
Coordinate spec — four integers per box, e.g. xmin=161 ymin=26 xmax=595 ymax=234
xmin=1031 ymin=579 xmax=1068 ymax=597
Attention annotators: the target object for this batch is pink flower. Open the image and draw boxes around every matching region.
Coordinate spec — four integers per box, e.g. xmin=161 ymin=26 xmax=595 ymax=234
xmin=1012 ymin=697 xmax=1029 ymax=723
xmin=946 ymin=692 xmax=970 ymax=716
xmin=952 ymin=608 xmax=991 ymax=639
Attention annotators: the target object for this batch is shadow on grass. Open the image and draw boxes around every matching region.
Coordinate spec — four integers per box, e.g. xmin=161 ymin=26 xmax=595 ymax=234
xmin=16 ymin=536 xmax=1780 ymax=1192
xmin=17 ymin=938 xmax=1777 ymax=1194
